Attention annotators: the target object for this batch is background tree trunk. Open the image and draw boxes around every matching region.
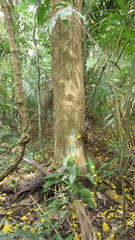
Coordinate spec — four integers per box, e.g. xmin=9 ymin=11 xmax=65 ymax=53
xmin=33 ymin=4 xmax=43 ymax=154
xmin=52 ymin=0 xmax=87 ymax=172
xmin=1 ymin=0 xmax=30 ymax=131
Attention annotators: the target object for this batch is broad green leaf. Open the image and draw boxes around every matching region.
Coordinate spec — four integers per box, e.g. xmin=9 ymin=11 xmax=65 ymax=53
xmin=64 ymin=180 xmax=80 ymax=194
xmin=55 ymin=233 xmax=63 ymax=240
xmin=50 ymin=6 xmax=85 ymax=32
xmin=62 ymin=174 xmax=68 ymax=181
xmin=84 ymin=198 xmax=96 ymax=209
xmin=80 ymin=188 xmax=96 ymax=209
xmin=0 ymin=148 xmax=7 ymax=151
xmin=86 ymin=173 xmax=94 ymax=184
xmin=87 ymin=156 xmax=95 ymax=172
xmin=44 ymin=172 xmax=64 ymax=179
xmin=57 ymin=6 xmax=74 ymax=20
xmin=63 ymin=156 xmax=71 ymax=168
xmin=63 ymin=156 xmax=76 ymax=168
xmin=50 ymin=6 xmax=72 ymax=32
xmin=69 ymin=164 xmax=78 ymax=184
xmin=43 ymin=178 xmax=62 ymax=191
xmin=69 ymin=172 xmax=76 ymax=184
xmin=117 ymin=0 xmax=127 ymax=12
xmin=47 ymin=237 xmax=55 ymax=240
xmin=0 ymin=231 xmax=16 ymax=240
xmin=47 ymin=198 xmax=62 ymax=208
xmin=98 ymin=184 xmax=109 ymax=191
xmin=80 ymin=188 xmax=93 ymax=198
xmin=65 ymin=234 xmax=74 ymax=240
xmin=15 ymin=229 xmax=40 ymax=239
xmin=100 ymin=169 xmax=118 ymax=179
xmin=37 ymin=2 xmax=50 ymax=26
xmin=98 ymin=157 xmax=118 ymax=170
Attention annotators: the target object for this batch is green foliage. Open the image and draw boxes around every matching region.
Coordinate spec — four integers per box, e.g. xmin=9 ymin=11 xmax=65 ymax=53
xmin=37 ymin=1 xmax=85 ymax=31
xmin=84 ymin=0 xmax=135 ymax=141
xmin=14 ymin=229 xmax=43 ymax=240
xmin=98 ymin=157 xmax=118 ymax=171
xmin=37 ymin=0 xmax=51 ymax=26
xmin=0 ymin=230 xmax=44 ymax=240
xmin=65 ymin=234 xmax=74 ymax=240
xmin=0 ymin=232 xmax=11 ymax=240
xmin=45 ymin=157 xmax=96 ymax=207
xmin=0 ymin=125 xmax=12 ymax=142
xmin=89 ymin=0 xmax=134 ymax=56
xmin=31 ymin=155 xmax=119 ymax=238
xmin=80 ymin=188 xmax=96 ymax=209
xmin=0 ymin=57 xmax=16 ymax=126
xmin=50 ymin=5 xmax=85 ymax=32
xmin=1 ymin=0 xmax=52 ymax=132
xmin=86 ymin=156 xmax=118 ymax=187
xmin=30 ymin=156 xmax=97 ymax=238
xmin=0 ymin=148 xmax=7 ymax=152
xmin=21 ymin=162 xmax=31 ymax=172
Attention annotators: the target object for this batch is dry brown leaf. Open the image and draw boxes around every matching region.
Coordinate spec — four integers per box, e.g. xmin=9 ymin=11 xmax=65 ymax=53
xmin=104 ymin=189 xmax=128 ymax=206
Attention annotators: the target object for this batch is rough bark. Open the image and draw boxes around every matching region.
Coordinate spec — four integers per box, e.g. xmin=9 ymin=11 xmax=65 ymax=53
xmin=52 ymin=0 xmax=87 ymax=172
xmin=0 ymin=1 xmax=31 ymax=181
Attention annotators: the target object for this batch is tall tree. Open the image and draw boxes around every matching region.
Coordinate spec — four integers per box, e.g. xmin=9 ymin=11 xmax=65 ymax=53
xmin=51 ymin=0 xmax=87 ymax=172
xmin=0 ymin=0 xmax=31 ymax=181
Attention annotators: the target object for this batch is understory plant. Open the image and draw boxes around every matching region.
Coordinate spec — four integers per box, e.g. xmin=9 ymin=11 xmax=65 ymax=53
xmin=0 ymin=154 xmax=121 ymax=239
xmin=32 ymin=156 xmax=118 ymax=238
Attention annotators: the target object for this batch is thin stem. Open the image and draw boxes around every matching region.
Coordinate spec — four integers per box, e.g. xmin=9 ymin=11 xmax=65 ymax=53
xmin=120 ymin=50 xmax=135 ymax=225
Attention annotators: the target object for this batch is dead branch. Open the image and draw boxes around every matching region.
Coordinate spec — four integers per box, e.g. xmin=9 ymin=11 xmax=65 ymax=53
xmin=23 ymin=157 xmax=50 ymax=176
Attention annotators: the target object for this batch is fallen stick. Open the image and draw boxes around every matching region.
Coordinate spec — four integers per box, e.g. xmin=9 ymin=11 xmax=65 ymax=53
xmin=23 ymin=157 xmax=50 ymax=176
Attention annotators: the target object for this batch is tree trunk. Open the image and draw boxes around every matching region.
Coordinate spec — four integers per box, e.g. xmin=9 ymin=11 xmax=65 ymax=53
xmin=51 ymin=0 xmax=87 ymax=172
xmin=33 ymin=5 xmax=43 ymax=153
xmin=1 ymin=1 xmax=30 ymax=131
xmin=0 ymin=0 xmax=31 ymax=181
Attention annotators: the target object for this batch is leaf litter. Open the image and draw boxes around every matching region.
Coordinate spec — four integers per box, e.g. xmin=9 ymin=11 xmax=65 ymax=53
xmin=0 ymin=129 xmax=135 ymax=240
